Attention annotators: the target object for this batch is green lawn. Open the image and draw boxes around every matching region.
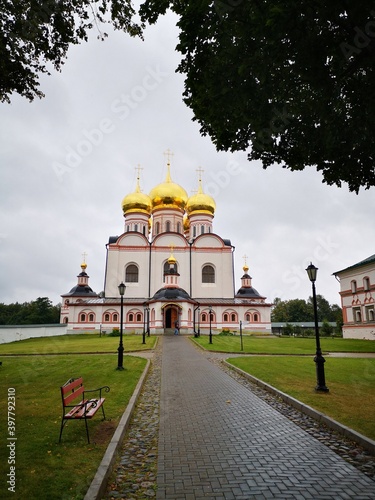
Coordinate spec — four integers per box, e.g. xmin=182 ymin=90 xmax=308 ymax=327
xmin=193 ymin=335 xmax=375 ymax=354
xmin=227 ymin=356 xmax=375 ymax=441
xmin=0 ymin=353 xmax=147 ymax=499
xmin=0 ymin=333 xmax=157 ymax=355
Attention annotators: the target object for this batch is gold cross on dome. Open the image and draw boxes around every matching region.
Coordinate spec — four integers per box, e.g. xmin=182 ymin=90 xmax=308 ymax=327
xmin=196 ymin=166 xmax=204 ymax=181
xmin=163 ymin=149 xmax=174 ymax=164
xmin=82 ymin=251 xmax=88 ymax=263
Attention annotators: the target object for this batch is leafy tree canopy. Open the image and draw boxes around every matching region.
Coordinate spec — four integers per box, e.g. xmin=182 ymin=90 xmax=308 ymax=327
xmin=139 ymin=1 xmax=375 ymax=192
xmin=3 ymin=1 xmax=375 ymax=192
xmin=0 ymin=0 xmax=142 ymax=102
xmin=0 ymin=297 xmax=61 ymax=325
xmin=271 ymin=295 xmax=342 ymax=323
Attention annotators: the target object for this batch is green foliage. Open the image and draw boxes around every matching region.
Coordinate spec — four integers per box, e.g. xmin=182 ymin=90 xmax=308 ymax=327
xmin=321 ymin=319 xmax=334 ymax=337
xmin=1 ymin=1 xmax=143 ymax=103
xmin=140 ymin=1 xmax=375 ymax=192
xmin=218 ymin=329 xmax=234 ymax=336
xmin=0 ymin=297 xmax=60 ymax=325
xmin=271 ymin=295 xmax=342 ymax=323
xmin=108 ymin=327 xmax=120 ymax=337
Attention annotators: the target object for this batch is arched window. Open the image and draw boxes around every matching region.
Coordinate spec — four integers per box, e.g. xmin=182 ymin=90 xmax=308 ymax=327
xmin=155 ymin=222 xmax=160 ymax=235
xmin=143 ymin=226 xmax=146 ymax=235
xmin=88 ymin=313 xmax=94 ymax=322
xmin=223 ymin=313 xmax=229 ymax=322
xmin=136 ymin=313 xmax=142 ymax=322
xmin=126 ymin=264 xmax=139 ymax=283
xmin=246 ymin=313 xmax=251 ymax=322
xmin=201 ymin=225 xmax=205 ymax=234
xmin=80 ymin=313 xmax=86 ymax=322
xmin=104 ymin=313 xmax=110 ymax=322
xmin=201 ymin=313 xmax=207 ymax=322
xmin=166 ymin=220 xmax=171 ymax=232
xmin=364 ymin=277 xmax=370 ymax=291
xmin=193 ymin=226 xmax=196 ymax=237
xmin=134 ymin=224 xmax=138 ymax=232
xmin=231 ymin=313 xmax=236 ymax=322
xmin=129 ymin=313 xmax=134 ymax=322
xmin=177 ymin=222 xmax=181 ymax=233
xmin=254 ymin=313 xmax=259 ymax=322
xmin=113 ymin=313 xmax=118 ymax=322
xmin=63 ymin=317 xmax=68 ymax=324
xmin=202 ymin=265 xmax=215 ymax=283
xmin=351 ymin=280 xmax=357 ymax=293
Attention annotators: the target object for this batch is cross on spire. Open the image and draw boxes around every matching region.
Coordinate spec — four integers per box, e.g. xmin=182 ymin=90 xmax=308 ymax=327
xmin=243 ymin=254 xmax=248 ymax=266
xmin=196 ymin=166 xmax=204 ymax=181
xmin=82 ymin=252 xmax=88 ymax=263
xmin=163 ymin=149 xmax=174 ymax=165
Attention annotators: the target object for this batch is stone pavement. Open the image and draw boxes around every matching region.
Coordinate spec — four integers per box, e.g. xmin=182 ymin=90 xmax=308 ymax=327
xmin=156 ymin=336 xmax=375 ymax=499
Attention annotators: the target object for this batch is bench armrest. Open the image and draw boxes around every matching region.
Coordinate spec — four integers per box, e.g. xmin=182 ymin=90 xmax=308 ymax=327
xmin=83 ymin=385 xmax=110 ymax=400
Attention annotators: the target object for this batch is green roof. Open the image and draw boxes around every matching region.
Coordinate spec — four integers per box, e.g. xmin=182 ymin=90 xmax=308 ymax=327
xmin=333 ymin=254 xmax=375 ymax=275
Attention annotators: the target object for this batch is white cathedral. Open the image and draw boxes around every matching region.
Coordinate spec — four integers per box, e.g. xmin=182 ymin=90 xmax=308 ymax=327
xmin=60 ymin=158 xmax=272 ymax=335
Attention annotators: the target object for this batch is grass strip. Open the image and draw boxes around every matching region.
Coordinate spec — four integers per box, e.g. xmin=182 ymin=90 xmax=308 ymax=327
xmin=0 ymin=353 xmax=146 ymax=499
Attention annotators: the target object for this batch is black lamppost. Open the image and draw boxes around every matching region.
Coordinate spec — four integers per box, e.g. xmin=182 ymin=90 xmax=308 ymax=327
xmin=146 ymin=306 xmax=150 ymax=337
xmin=209 ymin=305 xmax=213 ymax=344
xmin=117 ymin=282 xmax=126 ymax=370
xmin=306 ymin=263 xmax=329 ymax=392
xmin=142 ymin=303 xmax=147 ymax=344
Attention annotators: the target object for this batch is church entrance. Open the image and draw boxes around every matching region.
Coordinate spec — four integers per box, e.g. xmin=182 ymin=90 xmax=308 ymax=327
xmin=165 ymin=306 xmax=178 ymax=329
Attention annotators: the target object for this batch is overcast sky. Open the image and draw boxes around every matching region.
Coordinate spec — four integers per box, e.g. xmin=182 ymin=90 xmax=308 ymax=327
xmin=1 ymin=11 xmax=374 ymax=308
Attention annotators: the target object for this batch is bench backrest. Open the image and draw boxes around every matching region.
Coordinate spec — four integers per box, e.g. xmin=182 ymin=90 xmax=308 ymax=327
xmin=61 ymin=377 xmax=85 ymax=407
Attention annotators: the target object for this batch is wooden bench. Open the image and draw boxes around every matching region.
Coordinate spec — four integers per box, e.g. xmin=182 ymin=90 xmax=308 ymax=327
xmin=59 ymin=377 xmax=110 ymax=444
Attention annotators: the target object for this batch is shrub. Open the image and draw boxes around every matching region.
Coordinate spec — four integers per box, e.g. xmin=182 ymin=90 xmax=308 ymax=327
xmin=108 ymin=328 xmax=120 ymax=337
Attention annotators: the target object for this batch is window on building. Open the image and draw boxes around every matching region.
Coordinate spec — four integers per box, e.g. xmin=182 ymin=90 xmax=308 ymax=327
xmin=63 ymin=317 xmax=68 ymax=324
xmin=143 ymin=226 xmax=146 ymax=235
xmin=88 ymin=313 xmax=94 ymax=322
xmin=177 ymin=222 xmax=181 ymax=233
xmin=202 ymin=265 xmax=215 ymax=283
xmin=166 ymin=220 xmax=171 ymax=232
xmin=134 ymin=224 xmax=138 ymax=232
xmin=155 ymin=222 xmax=160 ymax=235
xmin=353 ymin=307 xmax=362 ymax=322
xmin=351 ymin=280 xmax=357 ymax=293
xmin=201 ymin=225 xmax=205 ymax=234
xmin=113 ymin=313 xmax=118 ymax=322
xmin=80 ymin=313 xmax=86 ymax=322
xmin=230 ymin=313 xmax=236 ymax=322
xmin=129 ymin=313 xmax=134 ymax=322
xmin=366 ymin=307 xmax=374 ymax=322
xmin=246 ymin=313 xmax=251 ymax=322
xmin=201 ymin=313 xmax=207 ymax=322
xmin=126 ymin=264 xmax=139 ymax=283
xmin=104 ymin=313 xmax=110 ymax=322
xmin=136 ymin=313 xmax=142 ymax=322
xmin=364 ymin=277 xmax=370 ymax=291
xmin=253 ymin=313 xmax=259 ymax=322
xmin=223 ymin=313 xmax=229 ymax=322
xmin=193 ymin=226 xmax=196 ymax=238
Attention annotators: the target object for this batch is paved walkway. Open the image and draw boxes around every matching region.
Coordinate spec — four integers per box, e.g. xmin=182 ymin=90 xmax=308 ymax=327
xmin=156 ymin=336 xmax=375 ymax=499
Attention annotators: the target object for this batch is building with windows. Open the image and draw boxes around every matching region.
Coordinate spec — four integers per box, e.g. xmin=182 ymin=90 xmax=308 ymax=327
xmin=60 ymin=160 xmax=272 ymax=335
xmin=333 ymin=255 xmax=375 ymax=339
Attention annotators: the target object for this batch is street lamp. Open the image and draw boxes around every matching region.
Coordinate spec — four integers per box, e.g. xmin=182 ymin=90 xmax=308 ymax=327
xmin=209 ymin=305 xmax=213 ymax=344
xmin=142 ymin=303 xmax=147 ymax=344
xmin=306 ymin=263 xmax=329 ymax=392
xmin=146 ymin=306 xmax=150 ymax=337
xmin=117 ymin=282 xmax=126 ymax=370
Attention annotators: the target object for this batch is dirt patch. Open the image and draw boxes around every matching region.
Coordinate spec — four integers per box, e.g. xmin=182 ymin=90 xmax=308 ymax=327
xmin=93 ymin=419 xmax=117 ymax=445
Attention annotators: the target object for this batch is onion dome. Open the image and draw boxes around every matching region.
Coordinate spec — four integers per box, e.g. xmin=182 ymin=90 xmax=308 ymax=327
xmin=122 ymin=176 xmax=152 ymax=215
xmin=149 ymin=162 xmax=188 ymax=210
xmin=186 ymin=178 xmax=216 ymax=216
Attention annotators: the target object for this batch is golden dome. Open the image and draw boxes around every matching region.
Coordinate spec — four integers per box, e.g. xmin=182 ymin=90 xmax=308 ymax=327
xmin=183 ymin=214 xmax=190 ymax=232
xmin=149 ymin=162 xmax=188 ymax=210
xmin=186 ymin=178 xmax=216 ymax=215
xmin=122 ymin=178 xmax=152 ymax=215
xmin=81 ymin=262 xmax=87 ymax=270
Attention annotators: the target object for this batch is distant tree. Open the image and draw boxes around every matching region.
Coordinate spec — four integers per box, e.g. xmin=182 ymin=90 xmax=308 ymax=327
xmin=0 ymin=298 xmax=60 ymax=325
xmin=271 ymin=296 xmax=342 ymax=324
xmin=320 ymin=319 xmax=334 ymax=337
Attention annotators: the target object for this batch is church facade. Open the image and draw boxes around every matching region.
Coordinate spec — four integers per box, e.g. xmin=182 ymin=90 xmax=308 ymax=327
xmin=60 ymin=160 xmax=272 ymax=335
